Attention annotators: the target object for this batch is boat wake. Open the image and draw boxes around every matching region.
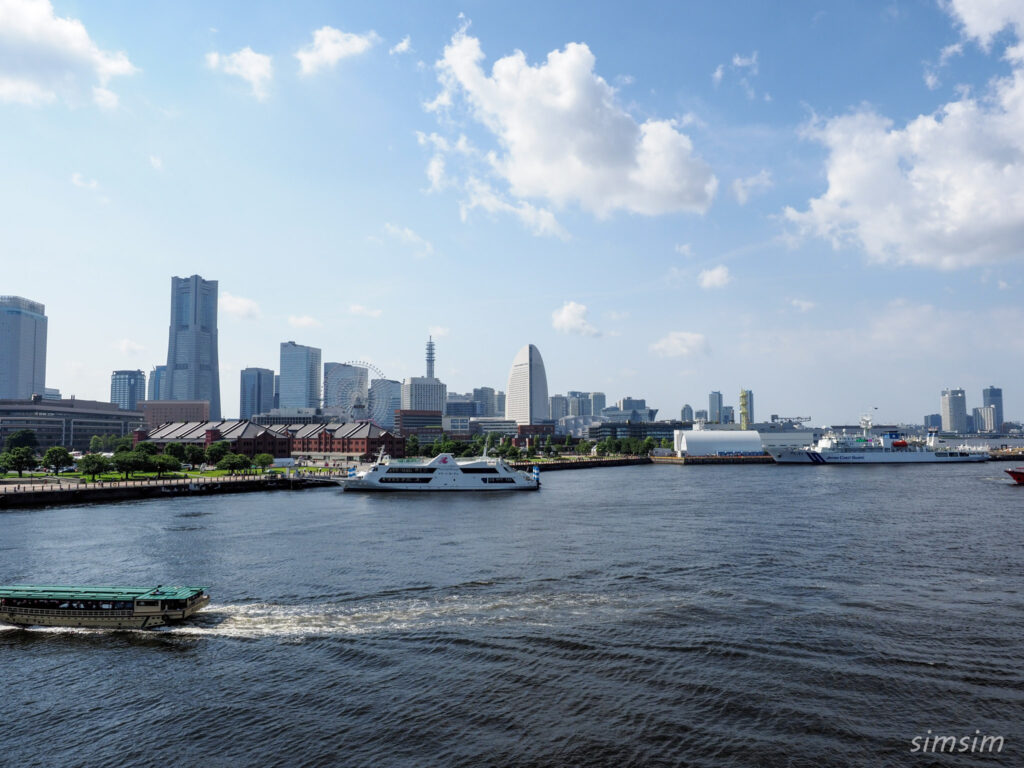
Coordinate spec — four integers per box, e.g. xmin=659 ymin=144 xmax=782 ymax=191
xmin=162 ymin=591 xmax=640 ymax=639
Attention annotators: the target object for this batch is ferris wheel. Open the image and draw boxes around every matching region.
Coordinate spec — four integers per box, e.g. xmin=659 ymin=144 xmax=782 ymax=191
xmin=343 ymin=360 xmax=386 ymax=380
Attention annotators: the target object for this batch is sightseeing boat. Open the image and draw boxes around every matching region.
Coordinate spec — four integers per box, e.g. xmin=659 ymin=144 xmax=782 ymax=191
xmin=343 ymin=449 xmax=540 ymax=491
xmin=1005 ymin=467 xmax=1024 ymax=484
xmin=0 ymin=585 xmax=210 ymax=630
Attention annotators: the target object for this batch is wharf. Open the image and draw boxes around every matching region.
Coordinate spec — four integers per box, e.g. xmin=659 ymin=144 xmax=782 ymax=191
xmin=0 ymin=474 xmax=340 ymax=509
xmin=650 ymin=455 xmax=775 ymax=465
xmin=508 ymin=457 xmax=651 ymax=471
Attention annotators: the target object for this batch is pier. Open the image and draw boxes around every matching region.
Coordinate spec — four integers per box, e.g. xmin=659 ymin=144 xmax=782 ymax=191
xmin=0 ymin=474 xmax=340 ymax=509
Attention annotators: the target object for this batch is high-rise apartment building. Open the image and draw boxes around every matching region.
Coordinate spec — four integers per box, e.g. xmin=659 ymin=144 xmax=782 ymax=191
xmin=147 ymin=365 xmax=167 ymax=401
xmin=590 ymin=392 xmax=606 ymax=415
xmin=973 ymin=405 xmax=997 ymax=433
xmin=279 ymin=341 xmax=322 ymax=409
xmin=982 ymin=386 xmax=1003 ymax=432
xmin=505 ymin=344 xmax=549 ymax=425
xmin=496 ymin=391 xmax=506 ymax=417
xmin=402 ymin=337 xmax=447 ymax=412
xmin=239 ymin=367 xmax=275 ymax=421
xmin=941 ymin=388 xmax=967 ymax=433
xmin=722 ymin=406 xmax=735 ymax=424
xmin=110 ymin=370 xmax=146 ymax=411
xmin=369 ymin=378 xmax=402 ymax=430
xmin=923 ymin=413 xmax=942 ymax=429
xmin=165 ymin=275 xmax=220 ymax=419
xmin=0 ymin=295 xmax=47 ymax=400
xmin=681 ymin=404 xmax=693 ymax=422
xmin=324 ymin=363 xmax=369 ymax=420
xmin=708 ymin=391 xmax=723 ymax=423
xmin=549 ymin=394 xmax=569 ymax=421
xmin=568 ymin=391 xmax=592 ymax=417
xmin=472 ymin=387 xmax=497 ymax=417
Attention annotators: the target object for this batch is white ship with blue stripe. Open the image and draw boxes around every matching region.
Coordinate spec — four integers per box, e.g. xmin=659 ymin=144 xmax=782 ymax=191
xmin=768 ymin=416 xmax=988 ymax=464
xmin=343 ymin=448 xmax=541 ymax=491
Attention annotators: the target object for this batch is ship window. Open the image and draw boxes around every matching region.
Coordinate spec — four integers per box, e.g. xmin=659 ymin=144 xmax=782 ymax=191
xmin=482 ymin=477 xmax=516 ymax=484
xmin=384 ymin=467 xmax=436 ymax=474
xmin=460 ymin=467 xmax=499 ymax=474
xmin=378 ymin=477 xmax=433 ymax=484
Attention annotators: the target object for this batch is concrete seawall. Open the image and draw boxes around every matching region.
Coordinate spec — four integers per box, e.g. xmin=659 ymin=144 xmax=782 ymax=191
xmin=508 ymin=457 xmax=652 ymax=471
xmin=0 ymin=475 xmax=340 ymax=509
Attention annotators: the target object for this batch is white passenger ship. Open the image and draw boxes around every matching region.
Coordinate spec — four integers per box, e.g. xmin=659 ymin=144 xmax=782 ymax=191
xmin=769 ymin=417 xmax=989 ymax=464
xmin=343 ymin=449 xmax=541 ymax=491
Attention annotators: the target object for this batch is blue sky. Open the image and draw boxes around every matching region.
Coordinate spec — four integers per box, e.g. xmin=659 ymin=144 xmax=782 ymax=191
xmin=2 ymin=0 xmax=1023 ymax=424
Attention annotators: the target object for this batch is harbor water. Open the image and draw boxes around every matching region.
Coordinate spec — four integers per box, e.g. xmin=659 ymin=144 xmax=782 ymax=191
xmin=1 ymin=463 xmax=1021 ymax=766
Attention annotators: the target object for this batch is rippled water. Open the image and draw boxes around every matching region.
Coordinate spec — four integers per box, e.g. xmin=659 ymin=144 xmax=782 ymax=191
xmin=1 ymin=463 xmax=1021 ymax=766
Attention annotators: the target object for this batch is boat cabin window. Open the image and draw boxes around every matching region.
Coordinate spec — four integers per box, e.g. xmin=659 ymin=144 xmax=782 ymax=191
xmin=460 ymin=468 xmax=499 ymax=474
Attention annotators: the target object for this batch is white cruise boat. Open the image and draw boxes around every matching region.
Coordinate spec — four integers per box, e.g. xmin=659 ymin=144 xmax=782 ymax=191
xmin=342 ymin=449 xmax=541 ymax=491
xmin=769 ymin=416 xmax=988 ymax=464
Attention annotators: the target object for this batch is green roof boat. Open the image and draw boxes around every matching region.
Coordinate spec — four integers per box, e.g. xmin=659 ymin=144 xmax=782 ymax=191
xmin=0 ymin=585 xmax=210 ymax=630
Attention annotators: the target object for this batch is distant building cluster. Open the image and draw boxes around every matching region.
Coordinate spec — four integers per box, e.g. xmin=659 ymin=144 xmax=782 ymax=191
xmin=935 ymin=386 xmax=1004 ymax=434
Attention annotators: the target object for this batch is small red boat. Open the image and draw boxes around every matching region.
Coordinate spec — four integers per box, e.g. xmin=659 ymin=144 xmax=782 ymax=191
xmin=1005 ymin=467 xmax=1024 ymax=485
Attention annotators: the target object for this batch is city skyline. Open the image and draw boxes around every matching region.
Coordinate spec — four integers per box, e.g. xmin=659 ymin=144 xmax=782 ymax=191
xmin=4 ymin=1 xmax=1024 ymax=424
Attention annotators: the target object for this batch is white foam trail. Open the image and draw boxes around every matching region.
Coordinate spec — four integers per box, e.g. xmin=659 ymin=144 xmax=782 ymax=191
xmin=163 ymin=592 xmax=636 ymax=639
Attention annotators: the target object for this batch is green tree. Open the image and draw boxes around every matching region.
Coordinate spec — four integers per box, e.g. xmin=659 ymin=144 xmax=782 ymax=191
xmin=1 ymin=446 xmax=39 ymax=477
xmin=184 ymin=444 xmax=206 ymax=467
xmin=42 ymin=446 xmax=74 ymax=475
xmin=217 ymin=453 xmax=251 ymax=474
xmin=76 ymin=453 xmax=111 ymax=481
xmin=113 ymin=451 xmax=146 ymax=479
xmin=113 ymin=437 xmax=133 ymax=453
xmin=164 ymin=442 xmax=186 ymax=461
xmin=643 ymin=437 xmax=656 ymax=455
xmin=89 ymin=435 xmax=104 ymax=453
xmin=405 ymin=435 xmax=420 ymax=457
xmin=135 ymin=441 xmax=159 ymax=456
xmin=151 ymin=453 xmax=181 ymax=478
xmin=205 ymin=441 xmax=230 ymax=464
xmin=4 ymin=429 xmax=38 ymax=452
xmin=660 ymin=438 xmax=672 ymax=450
xmin=576 ymin=439 xmax=593 ymax=456
xmin=253 ymin=453 xmax=274 ymax=470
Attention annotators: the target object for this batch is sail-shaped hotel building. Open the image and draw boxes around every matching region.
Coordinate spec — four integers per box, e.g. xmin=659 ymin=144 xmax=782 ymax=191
xmin=505 ymin=344 xmax=549 ymax=426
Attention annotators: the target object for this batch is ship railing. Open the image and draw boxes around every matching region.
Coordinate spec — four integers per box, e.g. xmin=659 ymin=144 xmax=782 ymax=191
xmin=2 ymin=607 xmax=136 ymax=618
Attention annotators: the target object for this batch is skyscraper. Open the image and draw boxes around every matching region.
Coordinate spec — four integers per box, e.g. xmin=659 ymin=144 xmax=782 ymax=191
xmin=590 ymin=392 xmax=606 ymax=415
xmin=324 ymin=363 xmax=369 ymax=420
xmin=983 ymin=386 xmax=1003 ymax=432
xmin=739 ymin=389 xmax=754 ymax=429
xmin=110 ymin=370 xmax=146 ymax=411
xmin=472 ymin=387 xmax=497 ymax=416
xmin=369 ymin=378 xmax=402 ymax=430
xmin=402 ymin=337 xmax=447 ymax=411
xmin=239 ymin=367 xmax=275 ymax=420
xmin=505 ymin=344 xmax=549 ymax=425
xmin=973 ymin=405 xmax=997 ymax=433
xmin=681 ymin=404 xmax=693 ymax=422
xmin=709 ymin=391 xmax=723 ymax=423
xmin=549 ymin=394 xmax=569 ymax=420
xmin=165 ymin=275 xmax=220 ymax=419
xmin=941 ymin=388 xmax=967 ymax=433
xmin=0 ymin=295 xmax=47 ymax=400
xmin=147 ymin=365 xmax=167 ymax=401
xmin=279 ymin=341 xmax=322 ymax=409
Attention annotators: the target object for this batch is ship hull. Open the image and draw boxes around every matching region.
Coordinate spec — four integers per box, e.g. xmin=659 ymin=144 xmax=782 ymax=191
xmin=771 ymin=449 xmax=988 ymax=464
xmin=1006 ymin=468 xmax=1024 ymax=484
xmin=0 ymin=595 xmax=209 ymax=630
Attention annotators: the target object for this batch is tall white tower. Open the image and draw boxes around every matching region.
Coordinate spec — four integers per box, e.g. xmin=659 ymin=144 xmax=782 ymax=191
xmin=505 ymin=344 xmax=549 ymax=425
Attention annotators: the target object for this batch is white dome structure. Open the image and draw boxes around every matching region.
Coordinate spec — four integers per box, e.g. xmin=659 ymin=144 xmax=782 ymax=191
xmin=505 ymin=344 xmax=549 ymax=425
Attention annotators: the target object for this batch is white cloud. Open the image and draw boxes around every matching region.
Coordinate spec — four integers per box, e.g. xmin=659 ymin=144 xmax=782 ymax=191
xmin=427 ymin=28 xmax=717 ymax=224
xmin=288 ymin=315 xmax=321 ymax=328
xmin=551 ymin=301 xmax=600 ymax=336
xmin=732 ymin=169 xmax=773 ymax=204
xmin=650 ymin=331 xmax=708 ymax=358
xmin=0 ymin=0 xmax=136 ymax=107
xmin=732 ymin=51 xmax=759 ymax=74
xmin=71 ymin=172 xmax=97 ymax=189
xmin=389 ymin=35 xmax=412 ymax=55
xmin=207 ymin=47 xmax=272 ymax=100
xmin=674 ymin=243 xmax=693 ymax=257
xmin=923 ymin=70 xmax=941 ymax=90
xmin=944 ymin=0 xmax=1024 ymax=49
xmin=149 ymin=155 xmax=163 ymax=171
xmin=349 ymin=304 xmax=382 ymax=318
xmin=460 ymin=177 xmax=567 ymax=239
xmin=428 ymin=325 xmax=450 ymax=338
xmin=711 ymin=64 xmax=724 ymax=86
xmin=116 ymin=338 xmax=145 ymax=355
xmin=383 ymin=222 xmax=434 ymax=258
xmin=221 ymin=292 xmax=260 ymax=319
xmin=606 ymin=310 xmax=630 ymax=320
xmin=295 ymin=26 xmax=380 ymax=75
xmin=786 ymin=62 xmax=1024 ymax=270
xmin=697 ymin=265 xmax=731 ymax=289
xmin=790 ymin=298 xmax=816 ymax=312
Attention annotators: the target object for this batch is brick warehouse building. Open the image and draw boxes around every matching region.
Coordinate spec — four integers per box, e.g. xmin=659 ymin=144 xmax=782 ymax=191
xmin=288 ymin=422 xmax=405 ymax=461
xmin=137 ymin=420 xmax=292 ymax=458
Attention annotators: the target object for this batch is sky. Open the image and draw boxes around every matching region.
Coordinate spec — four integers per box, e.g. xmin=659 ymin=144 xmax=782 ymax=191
xmin=2 ymin=0 xmax=1023 ymax=426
